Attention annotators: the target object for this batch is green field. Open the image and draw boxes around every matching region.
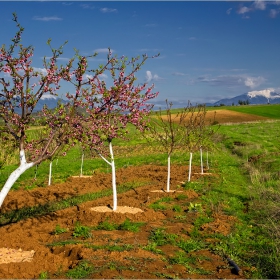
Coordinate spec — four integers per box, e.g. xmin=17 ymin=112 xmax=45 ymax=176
xmin=1 ymin=104 xmax=280 ymax=278
xmin=208 ymin=104 xmax=280 ymax=119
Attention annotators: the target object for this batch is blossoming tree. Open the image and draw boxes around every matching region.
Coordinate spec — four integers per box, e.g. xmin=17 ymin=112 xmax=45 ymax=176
xmin=0 ymin=14 xmax=101 ymax=207
xmin=80 ymin=51 xmax=159 ymax=211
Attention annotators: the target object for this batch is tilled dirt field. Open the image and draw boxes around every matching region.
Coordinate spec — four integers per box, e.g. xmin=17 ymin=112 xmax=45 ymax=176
xmin=0 ymin=164 xmax=247 ymax=279
xmin=204 ymin=109 xmax=269 ymax=124
xmin=0 ymin=109 xmax=266 ymax=279
xmin=161 ymin=109 xmax=269 ymax=125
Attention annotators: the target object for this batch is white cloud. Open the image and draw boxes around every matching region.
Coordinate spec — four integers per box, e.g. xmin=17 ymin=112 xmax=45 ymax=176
xmin=33 ymin=67 xmax=48 ymax=76
xmin=253 ymin=0 xmax=266 ymax=11
xmin=248 ymin=88 xmax=280 ymax=99
xmin=253 ymin=0 xmax=266 ymax=10
xmin=33 ymin=16 xmax=62 ymax=21
xmin=244 ymin=76 xmax=266 ymax=88
xmin=41 ymin=93 xmax=57 ymax=100
xmin=198 ymin=74 xmax=266 ymax=89
xmin=172 ymin=72 xmax=188 ymax=76
xmin=188 ymin=37 xmax=197 ymax=41
xmin=100 ymin=8 xmax=117 ymax=13
xmin=236 ymin=1 xmax=280 ymax=18
xmin=80 ymin=3 xmax=95 ymax=10
xmin=237 ymin=6 xmax=252 ymax=15
xmin=269 ymin=8 xmax=280 ymax=18
xmin=226 ymin=8 xmax=232 ymax=15
xmin=41 ymin=56 xmax=71 ymax=61
xmin=94 ymin=48 xmax=115 ymax=53
xmin=145 ymin=71 xmax=162 ymax=83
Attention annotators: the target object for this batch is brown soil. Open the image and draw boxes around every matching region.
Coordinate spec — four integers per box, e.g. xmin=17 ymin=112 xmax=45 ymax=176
xmin=205 ymin=109 xmax=269 ymax=124
xmin=0 ymin=164 xmax=247 ymax=279
xmin=161 ymin=109 xmax=269 ymax=125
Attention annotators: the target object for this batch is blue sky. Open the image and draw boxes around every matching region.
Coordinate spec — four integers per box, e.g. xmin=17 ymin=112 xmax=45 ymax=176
xmin=1 ymin=1 xmax=280 ymax=106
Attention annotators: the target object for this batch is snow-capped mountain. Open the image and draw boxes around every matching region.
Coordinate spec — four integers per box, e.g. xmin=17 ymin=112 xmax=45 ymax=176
xmin=213 ymin=88 xmax=280 ymax=106
xmin=34 ymin=95 xmax=67 ymax=112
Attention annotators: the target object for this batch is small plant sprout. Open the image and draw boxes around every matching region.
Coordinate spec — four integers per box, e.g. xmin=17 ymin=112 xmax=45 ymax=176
xmin=73 ymin=222 xmax=93 ymax=239
xmin=188 ymin=202 xmax=202 ymax=212
xmin=52 ymin=224 xmax=68 ymax=235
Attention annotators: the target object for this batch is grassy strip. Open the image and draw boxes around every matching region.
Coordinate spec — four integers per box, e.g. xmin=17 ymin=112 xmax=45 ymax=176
xmin=205 ymin=104 xmax=280 ymax=119
xmin=0 ymin=182 xmax=148 ymax=225
xmin=225 ymin=104 xmax=280 ymax=119
xmin=213 ymin=123 xmax=280 ymax=278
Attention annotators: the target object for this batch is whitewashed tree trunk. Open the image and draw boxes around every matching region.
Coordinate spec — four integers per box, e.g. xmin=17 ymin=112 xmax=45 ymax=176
xmin=109 ymin=141 xmax=117 ymax=211
xmin=48 ymin=161 xmax=52 ymax=186
xmin=80 ymin=153 xmax=84 ymax=177
xmin=188 ymin=152 xmax=193 ymax=182
xmin=96 ymin=141 xmax=117 ymax=211
xmin=167 ymin=155 xmax=171 ymax=192
xmin=0 ymin=150 xmax=34 ymax=207
xmin=200 ymin=147 xmax=204 ymax=174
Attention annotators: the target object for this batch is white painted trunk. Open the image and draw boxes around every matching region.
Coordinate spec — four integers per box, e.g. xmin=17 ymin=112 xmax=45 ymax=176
xmin=200 ymin=148 xmax=204 ymax=174
xmin=80 ymin=153 xmax=84 ymax=177
xmin=167 ymin=155 xmax=171 ymax=192
xmin=48 ymin=161 xmax=52 ymax=186
xmin=0 ymin=150 xmax=34 ymax=208
xmin=109 ymin=142 xmax=117 ymax=211
xmin=188 ymin=152 xmax=193 ymax=182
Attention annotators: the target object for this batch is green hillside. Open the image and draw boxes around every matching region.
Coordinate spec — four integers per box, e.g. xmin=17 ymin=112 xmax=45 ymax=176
xmin=208 ymin=104 xmax=280 ymax=119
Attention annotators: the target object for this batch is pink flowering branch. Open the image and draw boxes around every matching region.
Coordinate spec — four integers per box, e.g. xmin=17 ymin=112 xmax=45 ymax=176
xmin=0 ymin=14 xmax=106 ymax=207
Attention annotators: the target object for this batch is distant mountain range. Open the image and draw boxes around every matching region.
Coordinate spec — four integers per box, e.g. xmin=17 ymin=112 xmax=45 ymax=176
xmin=212 ymin=90 xmax=280 ymax=106
xmin=31 ymin=89 xmax=280 ymax=112
xmin=33 ymin=97 xmax=66 ymax=112
xmin=151 ymin=89 xmax=280 ymax=109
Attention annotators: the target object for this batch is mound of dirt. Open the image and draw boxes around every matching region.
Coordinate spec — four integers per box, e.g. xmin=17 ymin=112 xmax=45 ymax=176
xmin=0 ymin=248 xmax=35 ymax=264
xmin=0 ymin=165 xmax=246 ymax=279
xmin=91 ymin=205 xmax=143 ymax=213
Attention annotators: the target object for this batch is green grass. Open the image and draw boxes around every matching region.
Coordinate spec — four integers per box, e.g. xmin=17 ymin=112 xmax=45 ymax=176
xmin=65 ymin=260 xmax=95 ymax=279
xmin=225 ymin=104 xmax=280 ymax=119
xmin=73 ymin=222 xmax=93 ymax=238
xmin=94 ymin=218 xmax=145 ymax=233
xmin=1 ymin=105 xmax=280 ymax=278
xmin=51 ymin=224 xmax=68 ymax=235
xmin=206 ymin=104 xmax=280 ymax=119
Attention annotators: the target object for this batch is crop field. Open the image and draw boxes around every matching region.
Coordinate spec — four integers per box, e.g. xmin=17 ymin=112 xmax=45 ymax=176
xmin=0 ymin=105 xmax=280 ymax=279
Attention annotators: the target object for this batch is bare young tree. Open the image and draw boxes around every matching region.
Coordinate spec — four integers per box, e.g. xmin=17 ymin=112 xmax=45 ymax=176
xmin=145 ymin=100 xmax=191 ymax=192
xmin=181 ymin=104 xmax=217 ymax=181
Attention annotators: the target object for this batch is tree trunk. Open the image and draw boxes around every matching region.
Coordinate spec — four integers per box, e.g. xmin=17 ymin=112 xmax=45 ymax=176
xmin=80 ymin=153 xmax=84 ymax=177
xmin=109 ymin=141 xmax=117 ymax=211
xmin=200 ymin=148 xmax=204 ymax=174
xmin=48 ymin=161 xmax=52 ymax=186
xmin=188 ymin=152 xmax=193 ymax=182
xmin=0 ymin=150 xmax=34 ymax=207
xmin=167 ymin=155 xmax=171 ymax=192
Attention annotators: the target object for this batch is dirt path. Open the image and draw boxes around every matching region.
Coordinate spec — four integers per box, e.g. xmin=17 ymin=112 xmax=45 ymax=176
xmin=0 ymin=164 xmax=247 ymax=279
